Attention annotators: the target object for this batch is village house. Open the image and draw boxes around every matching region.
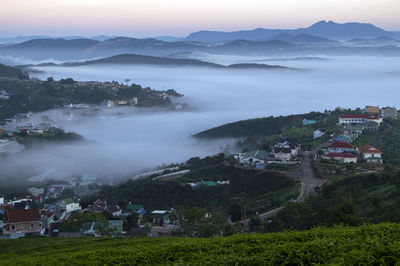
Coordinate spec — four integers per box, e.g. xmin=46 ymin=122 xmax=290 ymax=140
xmin=106 ymin=97 xmax=138 ymax=107
xmin=272 ymin=147 xmax=292 ymax=161
xmin=234 ymin=150 xmax=269 ymax=168
xmin=303 ymin=118 xmax=316 ymax=126
xmin=150 ymin=210 xmax=172 ymax=227
xmin=335 ymin=135 xmax=353 ymax=143
xmin=63 ymin=198 xmax=81 ymax=213
xmin=272 ymin=137 xmax=301 ymax=161
xmin=328 ymin=141 xmax=356 ymax=153
xmin=358 ymin=145 xmax=383 ymax=164
xmin=11 ymin=199 xmax=39 ymax=210
xmin=2 ymin=208 xmax=42 ymax=236
xmin=364 ymin=106 xmax=380 ymax=114
xmin=92 ymin=199 xmax=107 ymax=212
xmin=381 ymin=106 xmax=397 ymax=119
xmin=323 ymin=152 xmax=358 ymax=163
xmin=106 ymin=205 xmax=122 ymax=217
xmin=313 ymin=129 xmax=325 ymax=139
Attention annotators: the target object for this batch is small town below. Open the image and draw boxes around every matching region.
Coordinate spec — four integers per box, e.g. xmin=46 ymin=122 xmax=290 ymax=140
xmin=1 ymin=104 xmax=399 ymax=239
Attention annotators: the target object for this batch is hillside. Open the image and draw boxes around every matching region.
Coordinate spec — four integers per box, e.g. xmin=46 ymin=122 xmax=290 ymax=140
xmin=63 ymin=54 xmax=222 ymax=67
xmin=252 ymin=170 xmax=400 ymax=233
xmin=81 ymin=156 xmax=300 ymax=221
xmin=0 ymin=64 xmax=28 ymax=79
xmin=37 ymin=54 xmax=292 ymax=70
xmin=0 ymin=71 xmax=181 ymax=121
xmin=1 ymin=223 xmax=400 ymax=265
xmin=194 ymin=113 xmax=320 ymax=139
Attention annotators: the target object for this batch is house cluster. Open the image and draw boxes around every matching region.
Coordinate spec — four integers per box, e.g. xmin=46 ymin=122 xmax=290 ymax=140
xmin=0 ymin=90 xmax=10 ymax=100
xmin=322 ymin=141 xmax=383 ymax=164
xmin=235 ymin=138 xmax=301 ymax=168
xmin=339 ymin=106 xmax=397 ymax=132
xmin=0 ymin=188 xmax=182 ymax=239
xmin=106 ymin=97 xmax=138 ymax=107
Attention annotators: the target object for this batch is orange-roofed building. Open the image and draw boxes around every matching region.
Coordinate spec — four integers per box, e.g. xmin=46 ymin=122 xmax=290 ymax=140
xmin=358 ymin=145 xmax=383 ymax=164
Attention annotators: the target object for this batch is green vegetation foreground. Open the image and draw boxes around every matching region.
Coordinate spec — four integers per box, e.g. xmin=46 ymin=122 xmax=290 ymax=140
xmin=1 ymin=223 xmax=400 ymax=265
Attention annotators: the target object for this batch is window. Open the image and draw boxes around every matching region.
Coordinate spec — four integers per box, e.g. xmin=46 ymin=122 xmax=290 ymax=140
xmin=11 ymin=225 xmax=15 ymax=231
xmin=31 ymin=223 xmax=35 ymax=229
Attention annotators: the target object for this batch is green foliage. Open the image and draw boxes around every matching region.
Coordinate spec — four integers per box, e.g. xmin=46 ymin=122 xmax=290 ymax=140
xmin=16 ymin=127 xmax=83 ymax=148
xmin=0 ymin=77 xmax=176 ymax=121
xmin=84 ymin=164 xmax=298 ymax=222
xmin=263 ymin=171 xmax=400 ymax=232
xmin=194 ymin=115 xmax=297 ymax=139
xmin=59 ymin=211 xmax=108 ymax=232
xmin=1 ymin=223 xmax=400 ymax=264
xmin=0 ymin=64 xmax=28 ymax=79
xmin=170 ymin=207 xmax=231 ymax=237
xmin=378 ymin=119 xmax=400 ymax=164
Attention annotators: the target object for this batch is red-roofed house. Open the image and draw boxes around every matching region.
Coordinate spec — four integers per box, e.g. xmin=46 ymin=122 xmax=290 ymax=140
xmin=339 ymin=114 xmax=382 ymax=125
xmin=328 ymin=141 xmax=356 ymax=153
xmin=3 ymin=208 xmax=42 ymax=235
xmin=358 ymin=145 xmax=383 ymax=164
xmin=323 ymin=153 xmax=358 ymax=163
xmin=93 ymin=199 xmax=106 ymax=210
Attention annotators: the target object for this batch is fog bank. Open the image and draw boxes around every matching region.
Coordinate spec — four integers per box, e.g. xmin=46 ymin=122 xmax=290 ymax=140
xmin=1 ymin=54 xmax=399 ymax=180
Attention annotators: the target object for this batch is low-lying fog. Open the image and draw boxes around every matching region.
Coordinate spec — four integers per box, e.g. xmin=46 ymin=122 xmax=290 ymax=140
xmin=1 ymin=54 xmax=400 ymax=181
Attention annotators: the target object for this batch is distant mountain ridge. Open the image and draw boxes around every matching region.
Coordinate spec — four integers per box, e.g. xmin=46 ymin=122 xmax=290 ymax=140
xmin=25 ymin=53 xmax=293 ymax=71
xmin=184 ymin=20 xmax=396 ymax=42
xmin=1 ymin=21 xmax=399 ymax=60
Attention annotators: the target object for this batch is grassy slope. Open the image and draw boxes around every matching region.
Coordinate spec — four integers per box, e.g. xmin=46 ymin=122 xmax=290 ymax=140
xmin=1 ymin=223 xmax=400 ymax=265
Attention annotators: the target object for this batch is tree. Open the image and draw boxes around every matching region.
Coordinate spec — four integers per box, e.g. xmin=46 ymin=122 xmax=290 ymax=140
xmin=170 ymin=207 xmax=230 ymax=237
xmin=125 ymin=78 xmax=131 ymax=85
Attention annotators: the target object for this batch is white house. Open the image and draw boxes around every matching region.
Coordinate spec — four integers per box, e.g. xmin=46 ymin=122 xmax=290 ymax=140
xmin=339 ymin=114 xmax=382 ymax=125
xmin=66 ymin=202 xmax=81 ymax=213
xmin=234 ymin=150 xmax=269 ymax=167
xmin=313 ymin=129 xmax=325 ymax=139
xmin=328 ymin=141 xmax=356 ymax=153
xmin=323 ymin=153 xmax=358 ymax=163
xmin=358 ymin=145 xmax=383 ymax=164
xmin=273 ymin=147 xmax=292 ymax=161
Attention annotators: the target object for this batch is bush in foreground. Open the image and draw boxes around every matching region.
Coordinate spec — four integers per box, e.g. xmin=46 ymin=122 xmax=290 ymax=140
xmin=0 ymin=223 xmax=400 ymax=265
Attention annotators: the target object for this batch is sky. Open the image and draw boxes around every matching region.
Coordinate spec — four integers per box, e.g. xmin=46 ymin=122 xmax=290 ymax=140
xmin=0 ymin=0 xmax=399 ymax=37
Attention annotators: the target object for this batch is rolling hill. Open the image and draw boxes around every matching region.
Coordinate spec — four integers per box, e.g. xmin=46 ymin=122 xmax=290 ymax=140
xmin=27 ymin=54 xmax=293 ymax=70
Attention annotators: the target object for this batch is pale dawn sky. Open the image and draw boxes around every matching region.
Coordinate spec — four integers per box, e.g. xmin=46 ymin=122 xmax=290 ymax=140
xmin=0 ymin=0 xmax=399 ymax=37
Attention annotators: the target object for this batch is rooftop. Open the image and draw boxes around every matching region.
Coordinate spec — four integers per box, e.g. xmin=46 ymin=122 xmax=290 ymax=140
xmin=6 ymin=208 xmax=41 ymax=223
xmin=340 ymin=114 xmax=380 ymax=119
xmin=358 ymin=145 xmax=383 ymax=154
xmin=329 ymin=141 xmax=355 ymax=149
